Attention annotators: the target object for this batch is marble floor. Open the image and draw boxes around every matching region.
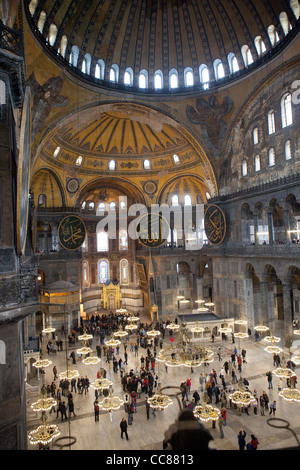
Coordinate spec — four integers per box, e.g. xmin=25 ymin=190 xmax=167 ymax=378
xmin=25 ymin=325 xmax=300 ymax=452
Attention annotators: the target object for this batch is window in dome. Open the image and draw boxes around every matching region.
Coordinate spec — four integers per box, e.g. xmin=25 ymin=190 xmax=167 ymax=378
xmin=254 ymin=36 xmax=266 ymax=56
xmin=279 ymin=11 xmax=291 ymax=35
xmin=143 ymin=159 xmax=151 ymax=170
xmin=119 ymin=230 xmax=128 ymax=250
xmin=37 ymin=11 xmax=47 ymax=33
xmin=184 ymin=194 xmax=192 ymax=206
xmin=281 ymin=93 xmax=293 ymax=128
xmin=83 ymin=261 xmax=89 ymax=282
xmin=267 ymin=110 xmax=276 ymax=135
xmin=268 ymin=148 xmax=275 ymax=166
xmin=53 ymin=146 xmax=61 ymax=158
xmin=120 ymin=259 xmax=129 ymax=284
xmin=255 ymin=154 xmax=261 ymax=172
xmin=97 ymin=202 xmax=106 ymax=214
xmin=290 ymin=0 xmax=300 ymax=19
xmin=88 ymin=202 xmax=95 ymax=210
xmin=253 ymin=127 xmax=259 ymax=145
xmin=75 ymin=155 xmax=83 ymax=166
xmin=98 ymin=259 xmax=109 ymax=283
xmin=241 ymin=45 xmax=253 ymax=67
xmin=109 ymin=202 xmax=116 ymax=211
xmin=95 ymin=60 xmax=105 ymax=80
xmin=154 ymin=70 xmax=163 ymax=89
xmin=97 ymin=230 xmax=109 ymax=251
xmin=82 ymin=54 xmax=91 ymax=74
xmin=173 ymin=154 xmax=180 ymax=165
xmin=124 ymin=67 xmax=133 ymax=86
xmin=48 ymin=24 xmax=57 ymax=46
xmin=69 ymin=45 xmax=79 ymax=67
xmin=108 ymin=160 xmax=116 ymax=171
xmin=110 ymin=64 xmax=119 ymax=83
xmin=29 ymin=0 xmax=38 ymax=15
xmin=214 ymin=59 xmax=225 ymax=80
xmin=199 ymin=64 xmax=210 ymax=89
xmin=228 ymin=53 xmax=239 ymax=74
xmin=139 ymin=70 xmax=148 ymax=89
xmin=171 ymin=195 xmax=179 ymax=206
xmin=242 ymin=160 xmax=248 ymax=176
xmin=285 ymin=140 xmax=292 ymax=160
xmin=184 ymin=68 xmax=194 ymax=87
xmin=59 ymin=35 xmax=68 ymax=58
xmin=81 ymin=201 xmax=86 ymax=210
xmin=169 ymin=69 xmax=179 ymax=89
xmin=38 ymin=194 xmax=47 ymax=206
xmin=267 ymin=25 xmax=280 ymax=46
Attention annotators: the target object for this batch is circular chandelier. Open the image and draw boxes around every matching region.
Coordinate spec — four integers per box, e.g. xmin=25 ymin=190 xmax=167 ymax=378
xmin=229 ymin=389 xmax=256 ymax=408
xmin=98 ymin=392 xmax=124 ymax=412
xmin=116 ymin=308 xmax=128 ymax=315
xmin=114 ymin=328 xmax=128 ymax=338
xmin=82 ymin=355 xmax=101 ymax=365
xmin=125 ymin=323 xmax=138 ymax=331
xmin=59 ymin=366 xmax=80 ymax=380
xmin=279 ymin=387 xmax=300 ymax=403
xmin=197 ymin=307 xmax=209 ymax=312
xmin=218 ymin=325 xmax=232 ymax=334
xmin=105 ymin=335 xmax=121 ymax=347
xmin=146 ymin=327 xmax=161 ymax=337
xmin=31 ymin=397 xmax=57 ymax=413
xmin=293 ymin=330 xmax=300 ymax=335
xmin=166 ymin=322 xmax=180 ymax=331
xmin=234 ymin=332 xmax=249 ymax=339
xmin=193 ymin=404 xmax=220 ymax=422
xmin=33 ymin=358 xmax=52 ymax=369
xmin=42 ymin=326 xmax=56 ymax=334
xmin=195 ymin=299 xmax=205 ymax=304
xmin=91 ymin=377 xmax=113 ymax=390
xmin=292 ymin=355 xmax=300 ymax=365
xmin=263 ymin=334 xmax=283 ymax=354
xmin=78 ymin=332 xmax=93 ymax=341
xmin=204 ymin=299 xmax=214 ymax=308
xmin=254 ymin=324 xmax=269 ymax=332
xmin=127 ymin=315 xmax=139 ymax=322
xmin=235 ymin=319 xmax=248 ymax=326
xmin=28 ymin=422 xmax=60 ymax=446
xmin=189 ymin=322 xmax=204 ymax=334
xmin=147 ymin=393 xmax=173 ymax=411
xmin=272 ymin=367 xmax=297 ymax=379
xmin=77 ymin=345 xmax=92 ymax=356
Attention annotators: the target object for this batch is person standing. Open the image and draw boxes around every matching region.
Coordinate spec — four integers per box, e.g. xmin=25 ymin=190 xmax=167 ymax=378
xmin=120 ymin=418 xmax=129 ymax=440
xmin=251 ymin=434 xmax=259 ymax=450
xmin=238 ymin=429 xmax=247 ymax=450
xmin=266 ymin=371 xmax=273 ymax=389
xmin=269 ymin=400 xmax=276 ymax=415
xmin=53 ymin=365 xmax=58 ymax=381
xmin=94 ymin=400 xmax=100 ymax=422
xmin=218 ymin=415 xmax=224 ymax=438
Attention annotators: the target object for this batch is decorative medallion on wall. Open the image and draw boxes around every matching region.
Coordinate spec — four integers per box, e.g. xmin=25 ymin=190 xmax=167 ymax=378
xmin=204 ymin=204 xmax=226 ymax=245
xmin=58 ymin=215 xmax=86 ymax=250
xmin=66 ymin=177 xmax=81 ymax=194
xmin=88 ymin=223 xmax=96 ymax=233
xmin=137 ymin=213 xmax=169 ymax=248
xmin=142 ymin=180 xmax=158 ymax=196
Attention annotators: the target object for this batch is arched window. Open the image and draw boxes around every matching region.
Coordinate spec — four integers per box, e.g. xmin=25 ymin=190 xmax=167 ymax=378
xmin=199 ymin=64 xmax=210 ymax=89
xmin=119 ymin=230 xmax=128 ymax=250
xmin=37 ymin=11 xmax=47 ymax=33
xmin=154 ymin=70 xmax=163 ymax=89
xmin=279 ymin=12 xmax=291 ymax=35
xmin=171 ymin=194 xmax=179 ymax=206
xmin=173 ymin=154 xmax=180 ymax=165
xmin=88 ymin=202 xmax=94 ymax=210
xmin=139 ymin=70 xmax=148 ymax=88
xmin=124 ymin=67 xmax=133 ymax=86
xmin=214 ymin=59 xmax=225 ymax=80
xmin=228 ymin=53 xmax=239 ymax=74
xmin=29 ymin=0 xmax=38 ymax=15
xmin=97 ymin=202 xmax=106 ymax=214
xmin=120 ymin=259 xmax=129 ymax=284
xmin=59 ymin=35 xmax=68 ymax=58
xmin=53 ymin=146 xmax=61 ymax=158
xmin=267 ymin=25 xmax=279 ymax=46
xmin=290 ymin=0 xmax=300 ymax=19
xmin=255 ymin=154 xmax=261 ymax=172
xmin=48 ymin=24 xmax=57 ymax=46
xmin=281 ymin=93 xmax=293 ymax=128
xmin=97 ymin=231 xmax=108 ymax=251
xmin=109 ymin=64 xmax=119 ymax=83
xmin=184 ymin=194 xmax=192 ymax=206
xmin=95 ymin=60 xmax=105 ymax=79
xmin=83 ymin=261 xmax=89 ymax=285
xmin=75 ymin=155 xmax=83 ymax=166
xmin=98 ymin=259 xmax=109 ymax=284
xmin=268 ymin=148 xmax=275 ymax=166
xmin=38 ymin=194 xmax=47 ymax=206
xmin=169 ymin=69 xmax=179 ymax=89
xmin=285 ymin=140 xmax=292 ymax=160
xmin=81 ymin=201 xmax=86 ymax=210
xmin=69 ymin=45 xmax=79 ymax=67
xmin=109 ymin=201 xmax=116 ymax=211
xmin=242 ymin=160 xmax=248 ymax=176
xmin=82 ymin=54 xmax=91 ymax=74
xmin=241 ymin=45 xmax=253 ymax=67
xmin=184 ymin=67 xmax=194 ymax=87
xmin=254 ymin=36 xmax=266 ymax=56
xmin=143 ymin=159 xmax=151 ymax=170
xmin=253 ymin=127 xmax=259 ymax=145
xmin=108 ymin=160 xmax=116 ymax=171
xmin=267 ymin=110 xmax=276 ymax=135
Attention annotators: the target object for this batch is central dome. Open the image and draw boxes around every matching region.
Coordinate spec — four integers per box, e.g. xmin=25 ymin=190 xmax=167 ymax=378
xmin=26 ymin=0 xmax=300 ymax=92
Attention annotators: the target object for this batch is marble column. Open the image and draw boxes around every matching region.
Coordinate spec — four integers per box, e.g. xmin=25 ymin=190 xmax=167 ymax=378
xmin=283 ymin=207 xmax=291 ymax=245
xmin=253 ymin=211 xmax=259 ymax=246
xmin=282 ymin=283 xmax=293 ymax=347
xmin=267 ymin=208 xmax=274 ymax=245
xmin=259 ymin=280 xmax=269 ymax=325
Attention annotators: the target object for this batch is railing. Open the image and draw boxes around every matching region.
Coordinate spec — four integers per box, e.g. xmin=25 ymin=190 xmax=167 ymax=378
xmin=0 ymin=20 xmax=24 ymax=56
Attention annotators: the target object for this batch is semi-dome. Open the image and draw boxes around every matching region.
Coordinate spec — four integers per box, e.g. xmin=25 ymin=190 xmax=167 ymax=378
xmin=25 ymin=0 xmax=300 ymax=93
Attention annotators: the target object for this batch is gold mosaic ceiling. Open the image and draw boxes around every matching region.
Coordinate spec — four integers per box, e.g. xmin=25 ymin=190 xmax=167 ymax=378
xmin=41 ymin=104 xmax=207 ymax=176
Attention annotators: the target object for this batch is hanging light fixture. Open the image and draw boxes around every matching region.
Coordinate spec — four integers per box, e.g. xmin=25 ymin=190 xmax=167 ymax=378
xmin=98 ymin=391 xmax=124 ymax=412
xmin=114 ymin=328 xmax=128 ymax=338
xmin=263 ymin=334 xmax=283 ymax=354
xmin=272 ymin=367 xmax=297 ymax=379
xmin=105 ymin=335 xmax=121 ymax=347
xmin=90 ymin=377 xmax=113 ymax=391
xmin=146 ymin=326 xmax=161 ymax=337
xmin=193 ymin=404 xmax=220 ymax=423
xmin=147 ymin=393 xmax=173 ymax=411
xmin=166 ymin=322 xmax=180 ymax=332
xmin=189 ymin=322 xmax=204 ymax=335
xmin=228 ymin=388 xmax=256 ymax=408
xmin=279 ymin=387 xmax=300 ymax=403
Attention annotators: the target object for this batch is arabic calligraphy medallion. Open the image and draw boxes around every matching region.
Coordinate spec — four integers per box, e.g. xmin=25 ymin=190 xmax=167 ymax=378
xmin=58 ymin=215 xmax=86 ymax=250
xmin=204 ymin=204 xmax=226 ymax=245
